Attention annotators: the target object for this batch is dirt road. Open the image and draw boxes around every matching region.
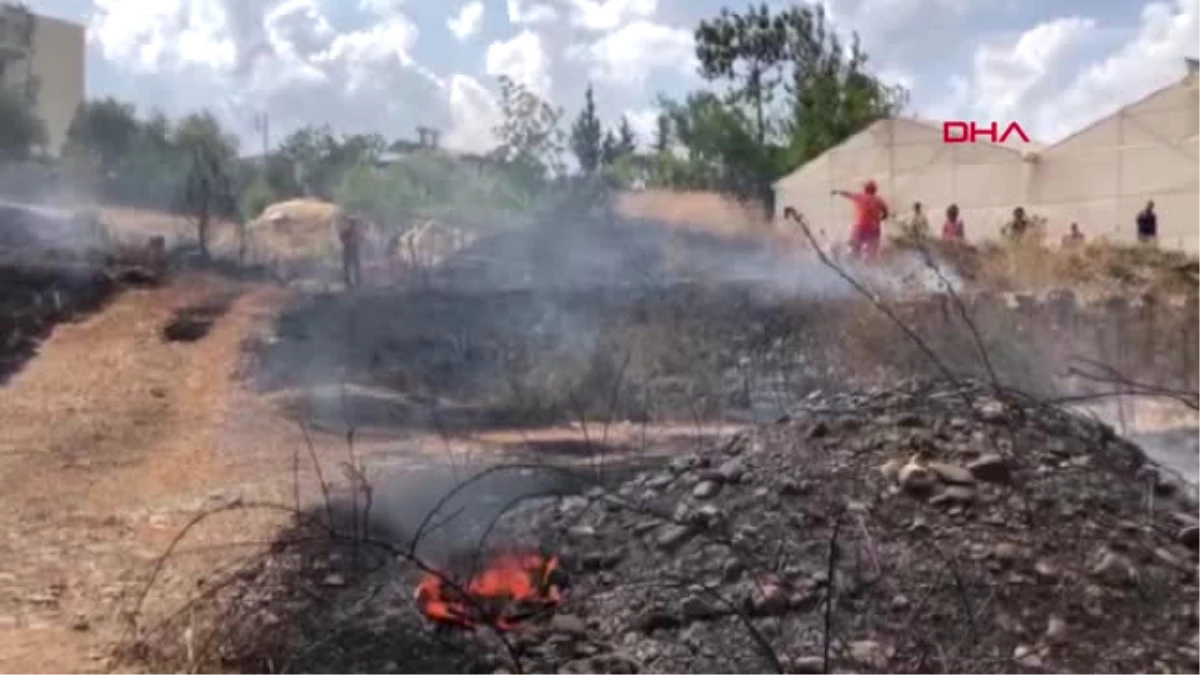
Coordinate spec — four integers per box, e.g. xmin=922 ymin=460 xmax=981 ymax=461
xmin=0 ymin=275 xmax=288 ymax=672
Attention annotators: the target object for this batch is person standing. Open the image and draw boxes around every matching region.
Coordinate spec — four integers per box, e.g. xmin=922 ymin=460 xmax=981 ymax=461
xmin=942 ymin=204 xmax=965 ymax=242
xmin=339 ymin=213 xmax=363 ymax=288
xmin=1003 ymin=206 xmax=1031 ymax=240
xmin=831 ymin=180 xmax=889 ymax=259
xmin=907 ymin=201 xmax=930 ymax=240
xmin=1136 ymin=200 xmax=1157 ymax=244
xmin=1062 ymin=222 xmax=1085 ymax=248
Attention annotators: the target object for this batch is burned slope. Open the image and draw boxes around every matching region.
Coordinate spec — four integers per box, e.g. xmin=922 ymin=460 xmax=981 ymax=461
xmin=124 ymin=380 xmax=1199 ymax=673
xmin=0 ymin=203 xmax=133 ymax=382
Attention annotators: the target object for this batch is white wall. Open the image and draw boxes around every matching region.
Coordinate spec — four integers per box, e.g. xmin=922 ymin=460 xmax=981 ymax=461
xmin=30 ymin=14 xmax=85 ymax=156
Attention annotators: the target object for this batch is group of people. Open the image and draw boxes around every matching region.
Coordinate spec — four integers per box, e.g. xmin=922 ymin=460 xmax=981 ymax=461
xmin=822 ymin=180 xmax=1162 ymax=260
xmin=827 ymin=180 xmax=969 ymax=259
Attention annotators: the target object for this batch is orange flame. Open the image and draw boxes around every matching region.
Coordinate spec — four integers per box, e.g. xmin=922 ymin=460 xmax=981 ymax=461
xmin=415 ymin=552 xmax=563 ymax=630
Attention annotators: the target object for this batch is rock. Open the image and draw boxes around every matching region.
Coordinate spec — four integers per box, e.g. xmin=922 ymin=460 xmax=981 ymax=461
xmin=976 ymin=398 xmax=1006 ymax=423
xmin=1045 ymin=616 xmax=1067 ymax=644
xmin=693 ymin=481 xmax=721 ymax=500
xmin=695 ymin=504 xmax=723 ymax=526
xmin=1090 ymin=549 xmax=1137 ymax=586
xmin=567 ymin=525 xmax=596 ymax=540
xmin=71 ymin=614 xmax=89 ymax=632
xmin=645 ymin=473 xmax=673 ymax=489
xmin=879 ymin=458 xmax=904 ymax=482
xmin=1013 ymin=645 xmax=1044 ymax=669
xmin=582 ymin=651 xmax=640 ymax=674
xmin=930 ymin=485 xmax=975 ymax=506
xmin=928 ymin=462 xmax=975 ymax=485
xmin=747 ymin=582 xmax=789 ymax=616
xmin=898 ymin=461 xmax=936 ymax=494
xmin=321 ymin=573 xmax=345 ymax=587
xmin=1034 ymin=560 xmax=1058 ymax=581
xmin=808 ymin=421 xmax=830 ymax=438
xmin=848 ymin=640 xmax=889 ymax=670
xmin=721 ymin=558 xmax=745 ymax=581
xmin=791 ymin=656 xmax=825 ymax=673
xmin=967 ymin=454 xmax=1011 ymax=483
xmin=656 ymin=524 xmax=694 ymax=551
xmin=778 ymin=477 xmax=804 ymax=496
xmin=1178 ymin=525 xmax=1199 ymax=550
xmin=550 ymin=613 xmax=588 ymax=637
xmin=680 ymin=594 xmax=722 ymax=621
xmin=716 ymin=458 xmax=747 ymax=483
xmin=992 ymin=542 xmax=1021 ymax=565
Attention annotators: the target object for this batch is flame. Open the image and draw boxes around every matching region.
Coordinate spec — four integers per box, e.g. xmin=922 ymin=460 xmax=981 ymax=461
xmin=415 ymin=552 xmax=563 ymax=630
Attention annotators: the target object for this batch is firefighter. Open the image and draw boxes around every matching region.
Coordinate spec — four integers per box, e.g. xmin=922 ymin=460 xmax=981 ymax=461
xmin=831 ymin=180 xmax=889 ymax=260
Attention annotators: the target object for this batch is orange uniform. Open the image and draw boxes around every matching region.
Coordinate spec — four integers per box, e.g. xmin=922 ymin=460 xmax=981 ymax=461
xmin=847 ymin=181 xmax=887 ymax=258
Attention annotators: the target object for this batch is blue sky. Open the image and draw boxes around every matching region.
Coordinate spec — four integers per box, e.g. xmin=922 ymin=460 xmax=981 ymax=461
xmin=26 ymin=0 xmax=1200 ymax=153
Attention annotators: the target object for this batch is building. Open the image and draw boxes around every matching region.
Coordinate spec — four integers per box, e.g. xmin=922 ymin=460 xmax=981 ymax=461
xmin=0 ymin=3 xmax=85 ymax=156
xmin=773 ymin=59 xmax=1200 ymax=253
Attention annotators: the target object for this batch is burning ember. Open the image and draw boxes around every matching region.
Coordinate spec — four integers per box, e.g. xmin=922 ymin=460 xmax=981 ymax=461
xmin=415 ymin=552 xmax=565 ymax=630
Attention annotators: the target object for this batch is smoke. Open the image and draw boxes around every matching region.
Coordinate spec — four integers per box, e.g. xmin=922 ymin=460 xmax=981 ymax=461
xmin=325 ymin=460 xmax=585 ymax=568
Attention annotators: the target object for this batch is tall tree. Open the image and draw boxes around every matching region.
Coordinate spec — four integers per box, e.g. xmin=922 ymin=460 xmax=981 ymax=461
xmin=694 ymin=4 xmax=788 ymax=147
xmin=0 ymin=87 xmax=46 ymax=160
xmin=652 ymin=113 xmax=671 ymax=154
xmin=778 ymin=5 xmax=907 ymax=166
xmin=174 ymin=111 xmax=239 ymax=259
xmin=64 ymin=98 xmax=140 ymax=174
xmin=615 ymin=116 xmax=637 ymax=156
xmin=491 ymin=75 xmax=565 ymax=192
xmin=570 ymin=84 xmax=603 ymax=175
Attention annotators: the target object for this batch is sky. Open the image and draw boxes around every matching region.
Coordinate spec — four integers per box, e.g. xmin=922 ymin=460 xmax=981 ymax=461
xmin=24 ymin=0 xmax=1200 ymax=154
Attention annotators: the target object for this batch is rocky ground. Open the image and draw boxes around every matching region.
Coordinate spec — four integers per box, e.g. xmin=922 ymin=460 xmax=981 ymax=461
xmin=126 ymin=379 xmax=1199 ymax=674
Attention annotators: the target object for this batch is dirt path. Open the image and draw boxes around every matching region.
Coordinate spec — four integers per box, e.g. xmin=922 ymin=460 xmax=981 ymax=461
xmin=0 ymin=274 xmax=289 ymax=673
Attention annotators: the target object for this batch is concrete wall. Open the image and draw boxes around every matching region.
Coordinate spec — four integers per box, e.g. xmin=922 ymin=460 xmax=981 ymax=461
xmin=29 ymin=14 xmax=85 ymax=156
xmin=773 ymin=68 xmax=1200 ymax=254
xmin=773 ymin=118 xmax=1033 ymax=248
xmin=1034 ymin=72 xmax=1199 ymax=251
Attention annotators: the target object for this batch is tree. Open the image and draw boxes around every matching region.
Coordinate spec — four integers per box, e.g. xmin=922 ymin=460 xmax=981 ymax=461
xmin=615 ymin=116 xmax=637 ymax=156
xmin=174 ymin=111 xmax=239 ymax=259
xmin=652 ymin=113 xmax=671 ymax=155
xmin=491 ymin=75 xmax=565 ymax=193
xmin=569 ymin=84 xmax=603 ymax=175
xmin=64 ymin=98 xmax=140 ymax=174
xmin=780 ymin=6 xmax=907 ymax=166
xmin=694 ymin=4 xmax=788 ymax=147
xmin=0 ymin=87 xmax=47 ymax=160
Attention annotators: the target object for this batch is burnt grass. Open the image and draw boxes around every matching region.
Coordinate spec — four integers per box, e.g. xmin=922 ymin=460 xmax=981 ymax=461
xmin=122 ymin=381 xmax=1199 ymax=674
xmin=123 ymin=223 xmax=1199 ymax=673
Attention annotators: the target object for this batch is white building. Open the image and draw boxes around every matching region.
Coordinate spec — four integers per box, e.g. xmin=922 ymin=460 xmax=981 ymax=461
xmin=0 ymin=3 xmax=86 ymax=155
xmin=773 ymin=60 xmax=1199 ymax=253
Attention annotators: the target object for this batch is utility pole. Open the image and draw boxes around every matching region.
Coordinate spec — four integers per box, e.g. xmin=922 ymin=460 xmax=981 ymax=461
xmin=252 ymin=112 xmax=269 ymax=165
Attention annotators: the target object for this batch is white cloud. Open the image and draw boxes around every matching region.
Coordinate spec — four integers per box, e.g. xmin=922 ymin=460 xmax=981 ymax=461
xmin=622 ymin=107 xmax=659 ymax=144
xmin=485 ymin=30 xmax=552 ymax=96
xmin=571 ymin=20 xmax=695 ymax=87
xmin=506 ymin=0 xmax=559 ymax=24
xmin=445 ymin=74 xmax=501 ymax=151
xmin=1042 ymin=0 xmax=1199 ymax=140
xmin=567 ymin=0 xmax=657 ymax=31
xmin=448 ymin=1 xmax=485 ymax=41
xmin=90 ymin=0 xmax=236 ymax=72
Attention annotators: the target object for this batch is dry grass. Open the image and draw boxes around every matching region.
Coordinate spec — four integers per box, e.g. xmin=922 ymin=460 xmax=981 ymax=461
xmin=614 ymin=190 xmax=774 ymax=242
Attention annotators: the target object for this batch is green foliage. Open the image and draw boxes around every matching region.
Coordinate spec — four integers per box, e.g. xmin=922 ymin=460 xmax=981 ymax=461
xmin=239 ymin=173 xmax=276 ymax=221
xmin=491 ymin=75 xmax=565 ymax=192
xmin=570 ymin=85 xmax=603 ymax=175
xmin=0 ymin=86 xmax=47 ymax=160
xmin=65 ymin=98 xmax=140 ymax=173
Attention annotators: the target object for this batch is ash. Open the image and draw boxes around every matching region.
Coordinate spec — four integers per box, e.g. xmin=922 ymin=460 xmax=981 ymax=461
xmin=130 ymin=380 xmax=1198 ymax=674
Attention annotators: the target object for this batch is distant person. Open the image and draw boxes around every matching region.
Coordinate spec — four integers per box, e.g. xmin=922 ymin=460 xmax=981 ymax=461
xmin=339 ymin=213 xmax=363 ymax=288
xmin=1002 ymin=206 xmax=1031 ymax=240
xmin=1062 ymin=222 xmax=1085 ymax=248
xmin=1136 ymin=200 xmax=1157 ymax=244
xmin=942 ymin=204 xmax=965 ymax=242
xmin=908 ymin=202 xmax=930 ymax=239
xmin=831 ymin=180 xmax=889 ymax=259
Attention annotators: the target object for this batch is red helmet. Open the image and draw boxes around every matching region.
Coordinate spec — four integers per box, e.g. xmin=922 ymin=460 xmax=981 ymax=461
xmin=863 ymin=180 xmax=878 ymax=194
